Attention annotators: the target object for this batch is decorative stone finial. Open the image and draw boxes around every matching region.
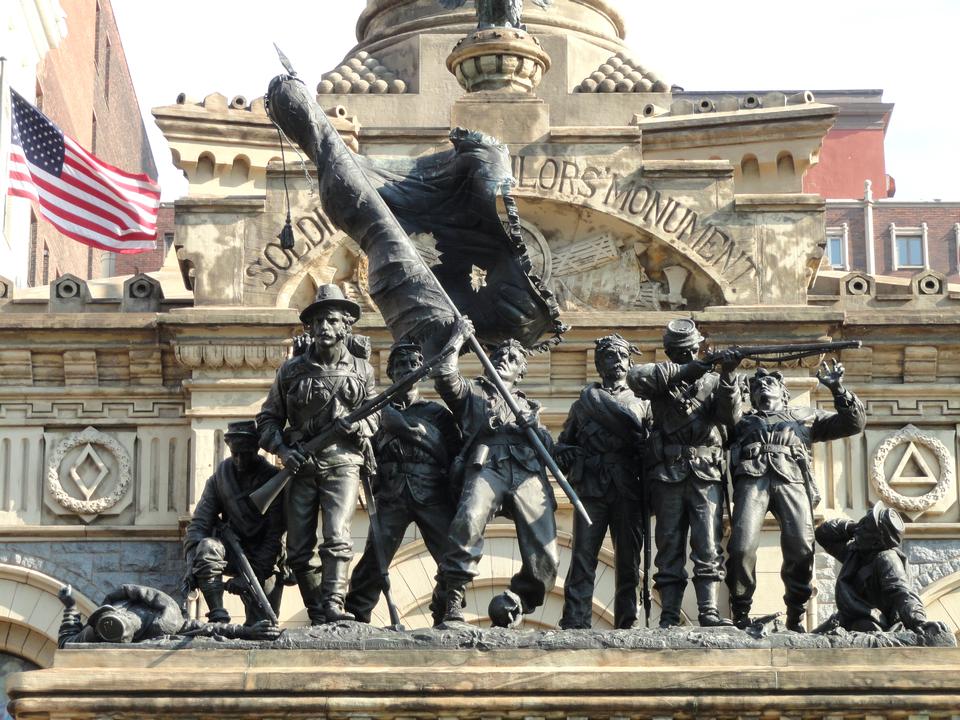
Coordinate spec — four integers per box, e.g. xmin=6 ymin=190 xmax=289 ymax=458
xmin=446 ymin=28 xmax=551 ymax=94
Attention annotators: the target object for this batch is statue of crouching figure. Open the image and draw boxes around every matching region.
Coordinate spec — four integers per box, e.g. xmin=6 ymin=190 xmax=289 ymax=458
xmin=815 ymin=502 xmax=948 ymax=640
xmin=57 ymin=584 xmax=281 ymax=647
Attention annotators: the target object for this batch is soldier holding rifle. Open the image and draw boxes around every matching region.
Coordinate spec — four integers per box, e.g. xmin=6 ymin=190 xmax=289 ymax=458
xmin=345 ymin=342 xmax=461 ymax=626
xmin=726 ymin=361 xmax=865 ymax=632
xmin=627 ymin=319 xmax=742 ymax=628
xmin=256 ymin=284 xmax=379 ymax=625
xmin=183 ymin=420 xmax=284 ymax=625
xmin=558 ymin=334 xmax=650 ymax=630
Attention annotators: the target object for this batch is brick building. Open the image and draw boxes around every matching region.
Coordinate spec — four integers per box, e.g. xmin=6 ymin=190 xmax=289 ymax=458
xmin=2 ymin=0 xmax=157 ymax=289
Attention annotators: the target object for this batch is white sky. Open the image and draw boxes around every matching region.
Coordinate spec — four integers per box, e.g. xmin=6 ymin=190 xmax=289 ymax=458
xmin=111 ymin=0 xmax=960 ymax=202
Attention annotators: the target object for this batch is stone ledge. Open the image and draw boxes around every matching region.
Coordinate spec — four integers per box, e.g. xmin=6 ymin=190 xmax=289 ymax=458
xmin=9 ymin=643 xmax=960 ymax=719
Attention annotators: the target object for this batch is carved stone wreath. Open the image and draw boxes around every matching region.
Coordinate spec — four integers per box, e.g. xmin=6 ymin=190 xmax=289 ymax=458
xmin=871 ymin=424 xmax=954 ymax=513
xmin=47 ymin=426 xmax=132 ymax=515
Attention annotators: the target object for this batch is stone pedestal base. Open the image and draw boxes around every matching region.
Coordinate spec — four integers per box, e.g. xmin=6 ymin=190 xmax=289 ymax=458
xmin=9 ymin=645 xmax=960 ymax=718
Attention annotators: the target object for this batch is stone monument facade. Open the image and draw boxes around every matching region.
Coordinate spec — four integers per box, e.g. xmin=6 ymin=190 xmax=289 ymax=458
xmin=1 ymin=7 xmax=960 ymax=705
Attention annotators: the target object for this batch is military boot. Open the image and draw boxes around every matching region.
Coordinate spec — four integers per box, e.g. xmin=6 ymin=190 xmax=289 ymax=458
xmin=786 ymin=606 xmax=806 ymax=633
xmin=657 ymin=584 xmax=683 ymax=628
xmin=198 ymin=577 xmax=230 ymax=624
xmin=320 ymin=560 xmax=355 ymax=622
xmin=732 ymin=606 xmax=752 ymax=630
xmin=442 ymin=585 xmax=466 ymax=623
xmin=696 ymin=582 xmax=734 ymax=627
xmin=296 ymin=571 xmax=327 ymax=625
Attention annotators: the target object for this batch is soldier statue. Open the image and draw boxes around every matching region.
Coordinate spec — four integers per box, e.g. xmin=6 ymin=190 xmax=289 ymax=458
xmin=183 ymin=420 xmax=285 ymax=624
xmin=815 ymin=502 xmax=946 ymax=636
xmin=257 ymin=284 xmax=378 ymax=624
xmin=434 ymin=323 xmax=559 ymax=627
xmin=57 ymin=585 xmax=281 ymax=647
xmin=726 ymin=363 xmax=866 ymax=632
xmin=558 ymin=334 xmax=650 ymax=630
xmin=626 ymin=319 xmax=741 ymax=628
xmin=345 ymin=342 xmax=461 ymax=625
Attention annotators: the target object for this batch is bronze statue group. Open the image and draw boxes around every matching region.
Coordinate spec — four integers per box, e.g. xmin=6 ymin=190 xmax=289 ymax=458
xmin=58 ymin=286 xmax=945 ymax=645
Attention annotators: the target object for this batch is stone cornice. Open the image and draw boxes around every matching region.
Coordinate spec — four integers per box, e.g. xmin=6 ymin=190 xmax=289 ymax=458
xmin=640 ymin=104 xmax=838 ymax=152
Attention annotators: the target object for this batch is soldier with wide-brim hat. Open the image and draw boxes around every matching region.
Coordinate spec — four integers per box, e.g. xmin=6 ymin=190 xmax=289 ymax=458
xmin=299 ymin=284 xmax=361 ymax=325
xmin=258 ymin=283 xmax=378 ymax=625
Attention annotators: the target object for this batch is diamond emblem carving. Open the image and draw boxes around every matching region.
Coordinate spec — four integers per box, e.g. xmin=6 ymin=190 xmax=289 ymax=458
xmin=68 ymin=443 xmax=109 ymax=501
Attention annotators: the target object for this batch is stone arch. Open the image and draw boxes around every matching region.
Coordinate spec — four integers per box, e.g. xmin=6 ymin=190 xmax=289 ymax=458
xmin=512 ymin=196 xmax=731 ymax=310
xmin=224 ymin=154 xmax=251 ymax=187
xmin=274 ymin=231 xmax=372 ymax=312
xmin=194 ymin=152 xmax=216 ymax=183
xmin=741 ymin=154 xmax=760 ymax=179
xmin=270 ymin=194 xmax=741 ymax=314
xmin=919 ymin=569 xmax=960 ymax=636
xmin=777 ymin=151 xmax=796 ymax=179
xmin=0 ymin=563 xmax=97 ymax=668
xmin=358 ymin=525 xmax=663 ymax=629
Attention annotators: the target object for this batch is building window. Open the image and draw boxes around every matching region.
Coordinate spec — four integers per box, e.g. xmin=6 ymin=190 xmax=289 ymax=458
xmin=890 ymin=223 xmax=928 ymax=270
xmin=104 ymin=38 xmax=111 ymax=102
xmin=91 ymin=112 xmax=97 ymax=154
xmin=826 ymin=223 xmax=848 ymax=270
xmin=94 ymin=2 xmax=102 ymax=69
xmin=163 ymin=232 xmax=175 ymax=252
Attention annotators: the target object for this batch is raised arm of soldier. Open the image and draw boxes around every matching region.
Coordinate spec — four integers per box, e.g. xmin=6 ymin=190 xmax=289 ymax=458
xmin=810 ymin=359 xmax=866 ymax=442
xmin=431 ymin=318 xmax=477 ymax=415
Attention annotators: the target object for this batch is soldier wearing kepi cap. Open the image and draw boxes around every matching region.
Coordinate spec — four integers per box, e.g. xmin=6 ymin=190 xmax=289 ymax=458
xmin=627 ymin=319 xmax=742 ymax=628
xmin=257 ymin=284 xmax=379 ymax=624
xmin=345 ymin=342 xmax=461 ymax=625
xmin=815 ymin=502 xmax=946 ymax=636
xmin=182 ymin=420 xmax=285 ymax=625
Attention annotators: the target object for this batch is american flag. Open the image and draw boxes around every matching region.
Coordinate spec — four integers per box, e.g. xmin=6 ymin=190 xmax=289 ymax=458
xmin=7 ymin=89 xmax=160 ymax=254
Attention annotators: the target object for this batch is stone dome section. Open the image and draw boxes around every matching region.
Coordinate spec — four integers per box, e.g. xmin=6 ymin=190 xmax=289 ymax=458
xmin=317 ymin=50 xmax=408 ymax=95
xmin=575 ymin=53 xmax=669 ymax=94
xmin=355 ymin=0 xmax=628 ymax=53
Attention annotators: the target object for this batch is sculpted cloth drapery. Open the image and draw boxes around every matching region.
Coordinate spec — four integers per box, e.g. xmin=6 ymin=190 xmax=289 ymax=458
xmin=266 ymin=75 xmax=563 ymax=355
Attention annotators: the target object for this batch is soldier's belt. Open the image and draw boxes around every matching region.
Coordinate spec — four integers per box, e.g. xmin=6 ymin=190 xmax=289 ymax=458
xmin=379 ymin=461 xmax=443 ymax=477
xmin=741 ymin=442 xmax=795 ymax=458
xmin=663 ymin=444 xmax=720 ymax=460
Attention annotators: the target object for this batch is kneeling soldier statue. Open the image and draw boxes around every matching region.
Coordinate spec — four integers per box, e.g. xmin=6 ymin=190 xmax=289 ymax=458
xmin=815 ymin=502 xmax=946 ymax=637
xmin=183 ymin=420 xmax=285 ymax=624
xmin=345 ymin=342 xmax=461 ymax=625
xmin=726 ymin=362 xmax=865 ymax=632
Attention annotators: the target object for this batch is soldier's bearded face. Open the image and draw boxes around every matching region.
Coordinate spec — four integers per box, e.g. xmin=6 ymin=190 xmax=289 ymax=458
xmin=597 ymin=347 xmax=629 ymax=381
xmin=310 ymin=310 xmax=347 ymax=348
xmin=388 ymin=350 xmax=423 ymax=383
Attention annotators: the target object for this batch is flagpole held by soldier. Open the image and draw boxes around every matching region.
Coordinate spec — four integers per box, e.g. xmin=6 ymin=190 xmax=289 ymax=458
xmin=263 ymin=58 xmax=591 ymax=527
